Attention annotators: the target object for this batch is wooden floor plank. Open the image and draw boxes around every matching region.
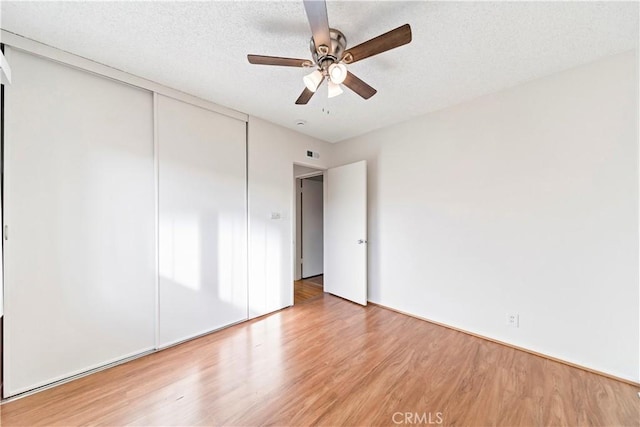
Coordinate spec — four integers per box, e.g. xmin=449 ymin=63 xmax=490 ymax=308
xmin=294 ymin=276 xmax=323 ymax=304
xmin=1 ymin=294 xmax=638 ymax=426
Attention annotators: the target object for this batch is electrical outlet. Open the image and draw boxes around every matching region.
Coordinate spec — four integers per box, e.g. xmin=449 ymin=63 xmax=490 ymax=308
xmin=506 ymin=313 xmax=519 ymax=328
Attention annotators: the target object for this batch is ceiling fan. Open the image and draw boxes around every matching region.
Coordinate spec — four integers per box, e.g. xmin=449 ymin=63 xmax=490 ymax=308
xmin=247 ymin=0 xmax=412 ymax=105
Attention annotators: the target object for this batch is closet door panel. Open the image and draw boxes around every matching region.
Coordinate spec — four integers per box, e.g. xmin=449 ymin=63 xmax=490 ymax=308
xmin=3 ymin=49 xmax=156 ymax=396
xmin=157 ymin=95 xmax=247 ymax=347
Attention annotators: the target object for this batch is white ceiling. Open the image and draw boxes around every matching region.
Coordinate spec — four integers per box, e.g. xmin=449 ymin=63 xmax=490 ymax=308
xmin=1 ymin=1 xmax=638 ymax=143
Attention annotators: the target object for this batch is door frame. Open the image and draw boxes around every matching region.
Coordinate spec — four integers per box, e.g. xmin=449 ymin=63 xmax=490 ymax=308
xmin=292 ymin=163 xmax=326 ymax=301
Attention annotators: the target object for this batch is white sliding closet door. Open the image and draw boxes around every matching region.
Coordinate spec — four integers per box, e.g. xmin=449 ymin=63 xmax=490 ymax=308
xmin=157 ymin=95 xmax=247 ymax=347
xmin=3 ymin=49 xmax=156 ymax=396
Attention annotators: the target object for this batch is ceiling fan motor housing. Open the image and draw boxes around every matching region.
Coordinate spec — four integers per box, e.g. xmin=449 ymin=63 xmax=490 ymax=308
xmin=310 ymin=28 xmax=347 ymax=71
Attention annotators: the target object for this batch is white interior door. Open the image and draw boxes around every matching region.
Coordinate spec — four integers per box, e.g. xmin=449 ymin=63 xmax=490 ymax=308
xmin=157 ymin=95 xmax=247 ymax=347
xmin=324 ymin=161 xmax=367 ymax=305
xmin=301 ymin=178 xmax=323 ymax=278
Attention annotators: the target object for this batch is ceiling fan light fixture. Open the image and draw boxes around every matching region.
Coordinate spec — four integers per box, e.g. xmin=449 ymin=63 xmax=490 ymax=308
xmin=328 ymin=63 xmax=347 ymax=84
xmin=303 ymin=70 xmax=324 ymax=92
xmin=327 ymin=81 xmax=343 ymax=98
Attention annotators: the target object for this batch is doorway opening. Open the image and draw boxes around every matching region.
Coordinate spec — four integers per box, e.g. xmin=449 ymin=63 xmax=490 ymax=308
xmin=293 ymin=164 xmax=325 ymax=304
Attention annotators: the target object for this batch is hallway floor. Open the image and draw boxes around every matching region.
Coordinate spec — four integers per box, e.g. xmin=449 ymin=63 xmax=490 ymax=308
xmin=294 ymin=275 xmax=323 ymax=304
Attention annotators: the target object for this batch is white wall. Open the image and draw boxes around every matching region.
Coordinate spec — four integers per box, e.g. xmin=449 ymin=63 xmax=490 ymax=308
xmin=332 ymin=50 xmax=639 ymax=382
xmin=248 ymin=117 xmax=332 ymax=317
xmin=294 ymin=165 xmax=321 ymax=177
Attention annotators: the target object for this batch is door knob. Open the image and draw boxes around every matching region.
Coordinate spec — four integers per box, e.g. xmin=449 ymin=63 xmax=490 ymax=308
xmin=358 ymin=239 xmax=367 ymax=244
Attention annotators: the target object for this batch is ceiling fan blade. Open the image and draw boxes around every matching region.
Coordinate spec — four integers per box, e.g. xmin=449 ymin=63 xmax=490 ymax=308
xmin=303 ymin=0 xmax=331 ymax=51
xmin=295 ymin=87 xmax=315 ymax=105
xmin=248 ymin=54 xmax=313 ymax=67
xmin=343 ymin=24 xmax=412 ymax=64
xmin=296 ymin=76 xmax=325 ymax=104
xmin=342 ymin=72 xmax=377 ymax=100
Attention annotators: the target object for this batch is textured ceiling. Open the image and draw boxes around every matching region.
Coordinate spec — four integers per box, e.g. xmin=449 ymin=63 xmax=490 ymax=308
xmin=1 ymin=1 xmax=638 ymax=143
